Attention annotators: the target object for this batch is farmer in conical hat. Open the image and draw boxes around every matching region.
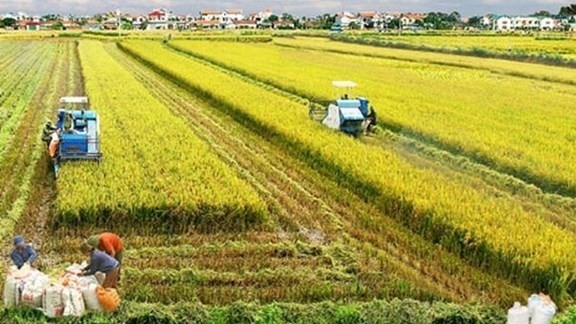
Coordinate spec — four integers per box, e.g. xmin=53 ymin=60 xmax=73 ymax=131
xmin=10 ymin=235 xmax=37 ymax=269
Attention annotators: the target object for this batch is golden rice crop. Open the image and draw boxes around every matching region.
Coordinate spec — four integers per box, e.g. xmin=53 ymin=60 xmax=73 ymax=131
xmin=120 ymin=39 xmax=576 ymax=302
xmin=170 ymin=39 xmax=576 ymax=196
xmin=53 ymin=40 xmax=267 ymax=233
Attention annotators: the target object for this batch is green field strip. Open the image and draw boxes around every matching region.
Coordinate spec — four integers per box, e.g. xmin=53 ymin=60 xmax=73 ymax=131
xmin=0 ymin=42 xmax=59 ymax=224
xmin=128 ymin=254 xmax=326 ymax=273
xmin=0 ymin=43 xmax=51 ymax=154
xmin=0 ymin=298 xmax=509 ymax=323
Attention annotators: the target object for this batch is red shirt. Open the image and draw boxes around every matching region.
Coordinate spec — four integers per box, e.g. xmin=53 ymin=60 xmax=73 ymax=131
xmin=98 ymin=232 xmax=123 ymax=257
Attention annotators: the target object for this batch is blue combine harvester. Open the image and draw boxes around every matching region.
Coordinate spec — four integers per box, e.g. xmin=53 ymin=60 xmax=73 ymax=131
xmin=46 ymin=97 xmax=102 ymax=178
xmin=309 ymin=81 xmax=377 ymax=136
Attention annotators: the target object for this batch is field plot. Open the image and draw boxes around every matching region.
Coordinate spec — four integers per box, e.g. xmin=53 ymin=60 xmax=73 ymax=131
xmin=48 ymin=40 xmax=527 ymax=306
xmin=2 ymin=35 xmax=576 ymax=321
xmin=169 ymin=38 xmax=576 ymax=199
xmin=275 ymin=36 xmax=576 ymax=85
xmin=52 ymin=40 xmax=267 ymax=233
xmin=0 ymin=37 xmax=531 ymax=315
xmin=118 ymin=39 xmax=576 ymax=305
xmin=352 ymin=33 xmax=576 ymax=59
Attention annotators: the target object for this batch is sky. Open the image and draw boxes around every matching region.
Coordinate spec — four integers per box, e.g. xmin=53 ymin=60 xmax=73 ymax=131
xmin=0 ymin=0 xmax=570 ymax=18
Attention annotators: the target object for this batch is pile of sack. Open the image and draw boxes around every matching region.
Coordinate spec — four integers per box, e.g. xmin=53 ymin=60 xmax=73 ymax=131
xmin=506 ymin=293 xmax=557 ymax=324
xmin=3 ymin=263 xmax=121 ymax=318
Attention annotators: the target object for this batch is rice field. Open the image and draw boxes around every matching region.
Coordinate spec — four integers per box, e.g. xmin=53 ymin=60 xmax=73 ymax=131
xmin=1 ymin=32 xmax=576 ymax=322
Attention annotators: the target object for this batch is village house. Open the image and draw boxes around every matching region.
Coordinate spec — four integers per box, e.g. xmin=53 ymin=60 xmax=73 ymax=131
xmin=334 ymin=11 xmax=358 ymax=29
xmin=358 ymin=11 xmax=380 ymax=29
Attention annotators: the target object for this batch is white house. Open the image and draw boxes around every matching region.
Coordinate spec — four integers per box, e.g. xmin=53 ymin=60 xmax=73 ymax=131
xmin=335 ymin=11 xmax=358 ymax=28
xmin=494 ymin=16 xmax=512 ymax=31
xmin=146 ymin=8 xmax=171 ymax=30
xmin=199 ymin=9 xmax=244 ymax=28
xmin=511 ymin=16 xmax=540 ymax=29
xmin=222 ymin=9 xmax=243 ymax=23
xmin=132 ymin=15 xmax=147 ymax=30
xmin=199 ymin=10 xmax=220 ymax=21
xmin=247 ymin=8 xmax=274 ymax=27
xmin=358 ymin=11 xmax=379 ymax=29
xmin=539 ymin=17 xmax=556 ymax=30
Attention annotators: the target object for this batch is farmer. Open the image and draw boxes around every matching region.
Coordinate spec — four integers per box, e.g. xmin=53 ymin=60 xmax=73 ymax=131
xmin=10 ymin=235 xmax=37 ymax=269
xmin=63 ymin=113 xmax=74 ymax=133
xmin=48 ymin=130 xmax=60 ymax=159
xmin=365 ymin=106 xmax=378 ymax=134
xmin=80 ymin=243 xmax=120 ymax=289
xmin=87 ymin=232 xmax=123 ymax=280
xmin=42 ymin=121 xmax=57 ymax=147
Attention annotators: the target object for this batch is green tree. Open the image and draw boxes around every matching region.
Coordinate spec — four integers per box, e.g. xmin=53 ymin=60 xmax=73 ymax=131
xmin=265 ymin=14 xmax=278 ymax=23
xmin=51 ymin=20 xmax=64 ymax=30
xmin=348 ymin=21 xmax=360 ymax=30
xmin=465 ymin=16 xmax=483 ymax=29
xmin=532 ymin=10 xmax=552 ymax=17
xmin=1 ymin=17 xmax=16 ymax=28
xmin=423 ymin=12 xmax=460 ymax=30
xmin=281 ymin=13 xmax=293 ymax=21
xmin=317 ymin=13 xmax=335 ymax=29
xmin=559 ymin=4 xmax=576 ymax=16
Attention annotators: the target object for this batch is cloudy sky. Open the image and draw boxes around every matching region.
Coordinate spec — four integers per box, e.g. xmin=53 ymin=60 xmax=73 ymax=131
xmin=0 ymin=0 xmax=569 ymax=18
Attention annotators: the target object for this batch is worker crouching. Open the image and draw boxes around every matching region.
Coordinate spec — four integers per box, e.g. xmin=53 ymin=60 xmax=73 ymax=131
xmin=10 ymin=235 xmax=37 ymax=269
xmin=86 ymin=232 xmax=123 ymax=282
xmin=80 ymin=243 xmax=120 ymax=289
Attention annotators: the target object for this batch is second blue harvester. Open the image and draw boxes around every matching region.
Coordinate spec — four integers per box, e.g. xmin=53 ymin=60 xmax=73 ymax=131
xmin=309 ymin=81 xmax=372 ymax=136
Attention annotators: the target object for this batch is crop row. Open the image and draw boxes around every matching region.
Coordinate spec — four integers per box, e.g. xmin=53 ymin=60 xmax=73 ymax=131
xmin=352 ymin=33 xmax=576 ymax=58
xmin=119 ymin=39 xmax=576 ymax=305
xmin=52 ymin=40 xmax=267 ymax=233
xmin=274 ymin=36 xmax=576 ymax=86
xmin=120 ymin=265 xmax=436 ymax=305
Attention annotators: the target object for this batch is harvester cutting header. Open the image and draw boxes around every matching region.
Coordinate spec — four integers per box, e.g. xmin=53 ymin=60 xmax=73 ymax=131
xmin=42 ymin=96 xmax=102 ymax=178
